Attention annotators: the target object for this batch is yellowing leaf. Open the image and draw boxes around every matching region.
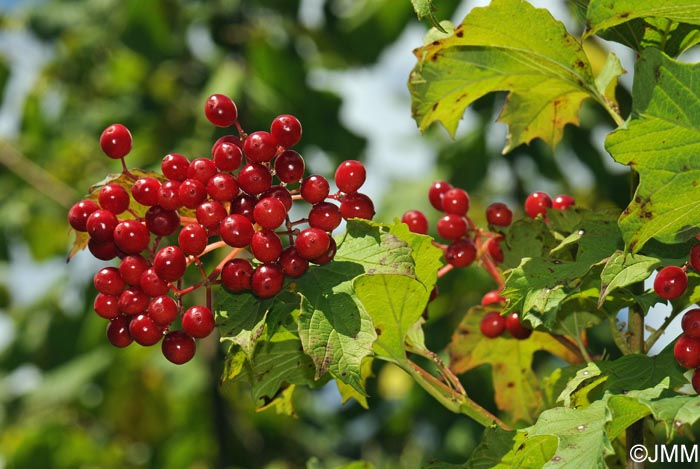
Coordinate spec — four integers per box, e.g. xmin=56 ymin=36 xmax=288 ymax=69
xmin=409 ymin=0 xmax=616 ymax=152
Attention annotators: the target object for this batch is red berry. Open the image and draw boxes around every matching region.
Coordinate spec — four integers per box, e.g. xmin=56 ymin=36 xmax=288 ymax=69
xmin=251 ymin=229 xmax=283 ymax=263
xmin=445 ymin=238 xmax=477 ymax=268
xmin=674 ymin=335 xmax=700 ymax=369
xmin=145 ymin=205 xmax=180 ymax=236
xmin=524 ymin=192 xmax=552 ymax=219
xmin=488 ymin=237 xmax=504 ymax=264
xmin=274 ymin=150 xmax=305 ymax=184
xmin=204 ymin=94 xmax=238 ymax=127
xmin=486 ymin=202 xmax=512 ymax=227
xmin=113 ymin=219 xmax=150 ymax=254
xmin=196 ymin=200 xmax=228 ymax=229
xmin=310 ymin=237 xmax=337 ymax=265
xmin=254 ymin=197 xmax=287 ymax=229
xmin=94 ymin=267 xmax=126 ymax=296
xmin=178 ymin=223 xmax=208 ymax=256
xmin=148 ymin=295 xmax=179 ymax=326
xmin=94 ymin=293 xmax=120 ymax=319
xmin=428 ymin=181 xmax=452 ymax=211
xmin=682 ymin=309 xmax=700 ymax=339
xmin=436 ymin=214 xmax=467 ymax=240
xmin=401 ymin=210 xmax=429 ymax=235
xmin=261 ymin=185 xmax=293 ymax=212
xmin=296 ymin=228 xmax=331 ymax=260
xmin=129 ymin=313 xmax=163 ymax=346
xmin=480 ymin=312 xmax=506 ymax=338
xmin=140 ymin=267 xmax=170 ymax=297
xmin=339 ymin=192 xmax=375 ymax=220
xmin=212 ymin=141 xmax=243 ymax=172
xmin=131 ymin=177 xmax=161 ymax=207
xmin=100 ymin=124 xmax=132 ymax=159
xmin=87 ymin=239 xmax=119 ymax=261
xmin=300 ymin=175 xmax=330 ymax=204
xmin=220 ymin=214 xmax=255 ymax=247
xmin=187 ymin=158 xmax=217 ymax=185
xmin=98 ymin=184 xmax=130 ymax=214
xmin=335 ymin=160 xmax=366 ymax=193
xmin=505 ymin=312 xmax=532 ymax=339
xmin=270 ymin=114 xmax=302 ymax=148
xmin=68 ymin=200 xmax=99 ymax=231
xmin=481 ymin=290 xmax=506 ymax=306
xmin=238 ymin=163 xmax=272 ymax=195
xmin=86 ymin=209 xmax=118 ymax=242
xmin=690 ymin=245 xmax=700 ymax=272
xmin=244 ymin=131 xmax=278 ymax=163
xmin=158 ymin=180 xmax=182 ymax=210
xmin=182 ymin=305 xmax=216 ymax=338
xmin=161 ymin=153 xmax=190 ymax=181
xmin=106 ymin=316 xmax=133 ymax=348
xmin=162 ymin=331 xmax=196 ymax=365
xmin=153 ymin=246 xmax=187 ymax=283
xmin=207 ymin=173 xmax=238 ymax=202
xmin=251 ymin=263 xmax=285 ymax=298
xmin=552 ymin=194 xmax=575 ymax=210
xmin=279 ymin=247 xmax=309 ymax=278
xmin=229 ymin=194 xmax=257 ymax=222
xmin=221 ymin=258 xmax=253 ymax=292
xmin=178 ymin=178 xmax=207 ymax=209
xmin=119 ymin=255 xmax=150 ymax=286
xmin=309 ymin=202 xmax=342 ymax=232
xmin=441 ymin=188 xmax=470 ymax=215
xmin=654 ymin=266 xmax=688 ymax=300
xmin=118 ymin=287 xmax=150 ymax=315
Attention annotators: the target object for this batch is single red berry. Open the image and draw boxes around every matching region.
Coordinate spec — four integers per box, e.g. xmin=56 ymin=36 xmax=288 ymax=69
xmin=445 ymin=238 xmax=477 ymax=268
xmin=428 ymin=181 xmax=453 ymax=211
xmin=339 ymin=192 xmax=375 ymax=220
xmin=106 ymin=316 xmax=133 ymax=348
xmin=100 ymin=123 xmax=132 ymax=159
xmin=118 ymin=287 xmax=150 ymax=315
xmin=279 ymin=247 xmax=309 ymax=278
xmin=552 ymin=194 xmax=575 ymax=210
xmin=488 ymin=236 xmax=504 ymax=264
xmin=480 ymin=311 xmax=506 ymax=338
xmin=153 ymin=246 xmax=187 ymax=283
xmin=161 ymin=153 xmax=190 ymax=181
xmin=309 ymin=202 xmax=342 ymax=232
xmin=654 ymin=266 xmax=688 ymax=300
xmin=244 ymin=131 xmax=279 ymax=163
xmin=505 ymin=312 xmax=532 ymax=339
xmin=113 ymin=219 xmax=150 ymax=254
xmin=335 ymin=160 xmax=366 ymax=193
xmin=119 ymin=255 xmax=150 ymax=286
xmin=300 ymin=175 xmax=330 ymax=204
xmin=94 ymin=293 xmax=120 ymax=319
xmin=178 ymin=178 xmax=207 ymax=209
xmin=296 ymin=228 xmax=331 ymax=260
xmin=674 ymin=335 xmax=700 ymax=369
xmin=251 ymin=263 xmax=285 ymax=298
xmin=436 ymin=214 xmax=467 ymax=240
xmin=310 ymin=237 xmax=337 ymax=265
xmin=158 ymin=180 xmax=182 ymax=210
xmin=140 ymin=267 xmax=170 ymax=297
xmin=274 ymin=150 xmax=305 ymax=184
xmin=229 ymin=194 xmax=257 ymax=222
xmin=261 ymin=185 xmax=293 ymax=212
xmin=162 ymin=331 xmax=196 ymax=365
xmin=401 ymin=210 xmax=429 ymax=235
xmin=254 ymin=197 xmax=287 ymax=229
xmin=204 ymin=94 xmax=238 ymax=127
xmin=690 ymin=245 xmax=700 ymax=272
xmin=524 ymin=192 xmax=552 ymax=219
xmin=681 ymin=308 xmax=700 ymax=339
xmin=145 ymin=206 xmax=181 ymax=236
xmin=187 ymin=158 xmax=218 ymax=184
xmin=94 ymin=266 xmax=126 ymax=296
xmin=148 ymin=295 xmax=179 ymax=326
xmin=481 ymin=290 xmax=506 ymax=306
xmin=251 ymin=229 xmax=283 ymax=263
xmin=221 ymin=258 xmax=253 ymax=292
xmin=178 ymin=223 xmax=208 ymax=256
xmin=196 ymin=200 xmax=228 ymax=229
xmin=486 ymin=202 xmax=513 ymax=227
xmin=87 ymin=239 xmax=119 ymax=261
xmin=212 ymin=141 xmax=243 ymax=172
xmin=68 ymin=199 xmax=100 ymax=232
xmin=207 ymin=173 xmax=238 ymax=202
xmin=131 ymin=177 xmax=161 ymax=207
xmin=129 ymin=313 xmax=163 ymax=346
xmin=98 ymin=184 xmax=130 ymax=215
xmin=86 ymin=209 xmax=118 ymax=242
xmin=693 ymin=368 xmax=700 ymax=394
xmin=238 ymin=163 xmax=272 ymax=195
xmin=441 ymin=188 xmax=470 ymax=215
xmin=220 ymin=214 xmax=255 ymax=248
xmin=182 ymin=305 xmax=216 ymax=338
xmin=270 ymin=114 xmax=302 ymax=148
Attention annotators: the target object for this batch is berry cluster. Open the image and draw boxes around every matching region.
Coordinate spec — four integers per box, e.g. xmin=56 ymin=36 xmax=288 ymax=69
xmin=675 ymin=308 xmax=700 ymax=393
xmin=68 ymin=94 xmax=374 ymax=364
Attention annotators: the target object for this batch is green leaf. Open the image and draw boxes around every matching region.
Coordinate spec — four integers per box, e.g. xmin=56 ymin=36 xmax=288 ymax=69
xmin=216 ymin=294 xmax=274 ymax=358
xmin=354 ymin=274 xmax=428 ymax=362
xmin=598 ymin=251 xmax=662 ymax=306
xmin=335 ymin=357 xmax=374 ymax=409
xmin=408 ymin=0 xmax=613 ymax=152
xmin=411 ymin=0 xmax=446 ymax=32
xmin=462 ymin=426 xmax=517 ymax=469
xmin=608 ymin=48 xmax=700 ymax=252
xmin=448 ymin=307 xmax=579 ymax=424
xmin=646 ymin=394 xmax=700 ymax=438
xmin=586 ymin=0 xmax=700 ymax=48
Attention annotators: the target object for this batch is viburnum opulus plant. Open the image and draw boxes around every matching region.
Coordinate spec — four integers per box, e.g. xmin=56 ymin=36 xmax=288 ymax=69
xmin=67 ymin=0 xmax=700 ymax=467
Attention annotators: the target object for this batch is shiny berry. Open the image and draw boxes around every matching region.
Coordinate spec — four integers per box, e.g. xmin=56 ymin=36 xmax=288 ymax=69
xmin=178 ymin=223 xmax=208 ymax=256
xmin=309 ymin=202 xmax=342 ymax=232
xmin=251 ymin=263 xmax=285 ymax=298
xmin=244 ymin=131 xmax=278 ymax=163
xmin=106 ymin=316 xmax=133 ymax=348
xmin=254 ymin=197 xmax=287 ymax=229
xmin=274 ymin=150 xmax=305 ymax=184
xmin=339 ymin=192 xmax=375 ymax=220
xmin=148 ymin=295 xmax=179 ymax=326
xmin=441 ymin=188 xmax=470 ymax=215
xmin=238 ymin=163 xmax=272 ymax=195
xmin=161 ymin=153 xmax=190 ymax=181
xmin=113 ymin=219 xmax=150 ymax=254
xmin=506 ymin=312 xmax=532 ymax=339
xmin=212 ymin=141 xmax=243 ymax=172
xmin=401 ymin=210 xmax=429 ymax=235
xmin=335 ymin=160 xmax=366 ymax=193
xmin=182 ymin=305 xmax=216 ymax=338
xmin=296 ymin=228 xmax=331 ymax=260
xmin=279 ymin=247 xmax=309 ymax=278
xmin=682 ymin=309 xmax=700 ymax=339
xmin=131 ymin=177 xmax=161 ymax=207
xmin=162 ymin=331 xmax=196 ymax=365
xmin=428 ymin=180 xmax=452 ymax=211
xmin=553 ymin=194 xmax=575 ymax=210
xmin=205 ymin=94 xmax=238 ymax=127
xmin=100 ymin=124 xmax=132 ymax=159
xmin=486 ymin=202 xmax=512 ymax=227
xmin=145 ymin=206 xmax=180 ymax=236
xmin=271 ymin=114 xmax=302 ymax=148
xmin=98 ymin=184 xmax=130 ymax=214
xmin=436 ymin=214 xmax=467 ymax=240
xmin=445 ymin=238 xmax=477 ymax=268
xmin=86 ymin=209 xmax=118 ymax=242
xmin=220 ymin=214 xmax=255 ymax=247
xmin=94 ymin=267 xmax=126 ymax=296
xmin=221 ymin=259 xmax=253 ymax=292
xmin=654 ymin=266 xmax=687 ymax=300
xmin=300 ymin=175 xmax=330 ymax=204
xmin=129 ymin=313 xmax=163 ymax=346
xmin=524 ymin=192 xmax=552 ymax=219
xmin=674 ymin=335 xmax=700 ymax=369
xmin=68 ymin=200 xmax=99 ymax=232
xmin=480 ymin=312 xmax=506 ymax=338
xmin=153 ymin=246 xmax=187 ymax=282
xmin=94 ymin=293 xmax=120 ymax=319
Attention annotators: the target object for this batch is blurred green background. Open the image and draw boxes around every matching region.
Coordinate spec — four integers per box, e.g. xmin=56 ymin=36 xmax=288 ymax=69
xmin=0 ymin=1 xmax=631 ymax=467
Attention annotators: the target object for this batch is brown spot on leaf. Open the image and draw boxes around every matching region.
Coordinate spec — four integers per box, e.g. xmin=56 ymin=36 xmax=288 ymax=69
xmin=455 ymin=30 xmax=464 ymax=38
xmin=375 ymin=327 xmax=382 ymax=336
xmin=620 ymin=12 xmax=630 ymax=18
xmin=575 ymin=59 xmax=585 ymax=69
xmin=431 ymin=40 xmax=440 ymax=46
xmin=507 ymin=382 xmax=515 ymax=388
xmin=432 ymin=102 xmax=439 ymax=111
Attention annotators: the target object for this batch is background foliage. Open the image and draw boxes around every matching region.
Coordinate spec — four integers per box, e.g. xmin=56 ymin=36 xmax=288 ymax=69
xmin=0 ymin=0 xmax=649 ymax=467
